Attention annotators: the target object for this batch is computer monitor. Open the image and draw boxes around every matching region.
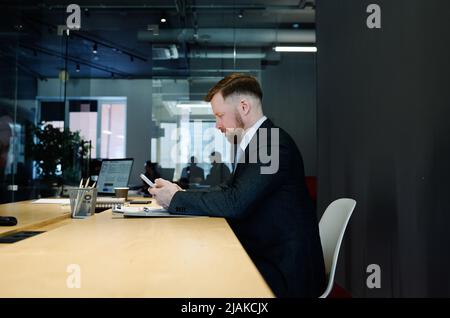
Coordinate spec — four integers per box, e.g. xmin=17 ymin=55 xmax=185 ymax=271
xmin=96 ymin=158 xmax=134 ymax=195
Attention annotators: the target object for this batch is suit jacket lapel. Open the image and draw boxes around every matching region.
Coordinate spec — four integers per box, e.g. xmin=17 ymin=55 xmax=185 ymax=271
xmin=231 ymin=118 xmax=275 ymax=179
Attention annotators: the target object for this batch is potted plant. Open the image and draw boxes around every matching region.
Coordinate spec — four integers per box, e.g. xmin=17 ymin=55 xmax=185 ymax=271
xmin=28 ymin=123 xmax=91 ymax=196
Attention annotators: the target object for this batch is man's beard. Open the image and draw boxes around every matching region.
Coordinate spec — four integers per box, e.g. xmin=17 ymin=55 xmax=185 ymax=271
xmin=224 ymin=111 xmax=245 ymax=144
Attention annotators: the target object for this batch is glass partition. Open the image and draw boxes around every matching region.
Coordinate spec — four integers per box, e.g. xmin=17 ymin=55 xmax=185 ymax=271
xmin=0 ymin=2 xmax=316 ymax=202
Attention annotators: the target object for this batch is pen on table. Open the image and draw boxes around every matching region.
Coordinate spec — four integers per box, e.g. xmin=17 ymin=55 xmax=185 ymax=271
xmin=74 ymin=178 xmax=84 ymax=213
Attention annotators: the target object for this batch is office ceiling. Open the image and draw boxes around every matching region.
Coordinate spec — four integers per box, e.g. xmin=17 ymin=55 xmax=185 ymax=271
xmin=0 ymin=0 xmax=316 ymax=79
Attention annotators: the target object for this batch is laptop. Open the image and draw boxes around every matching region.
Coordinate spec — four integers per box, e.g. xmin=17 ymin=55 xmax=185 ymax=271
xmin=96 ymin=158 xmax=134 ymax=196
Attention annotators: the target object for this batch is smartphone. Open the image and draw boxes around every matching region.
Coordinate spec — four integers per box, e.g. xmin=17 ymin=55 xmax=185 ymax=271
xmin=140 ymin=173 xmax=155 ymax=188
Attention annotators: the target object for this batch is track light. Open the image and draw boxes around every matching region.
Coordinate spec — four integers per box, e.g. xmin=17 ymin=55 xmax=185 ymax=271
xmin=161 ymin=17 xmax=167 ymax=23
xmin=93 ymin=43 xmax=98 ymax=54
xmin=76 ymin=64 xmax=80 ymax=72
xmin=273 ymin=46 xmax=317 ymax=52
xmin=237 ymin=10 xmax=244 ymax=19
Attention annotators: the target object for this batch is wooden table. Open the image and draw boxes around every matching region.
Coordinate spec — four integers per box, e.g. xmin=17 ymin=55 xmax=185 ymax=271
xmin=0 ymin=200 xmax=71 ymax=237
xmin=0 ymin=199 xmax=274 ymax=298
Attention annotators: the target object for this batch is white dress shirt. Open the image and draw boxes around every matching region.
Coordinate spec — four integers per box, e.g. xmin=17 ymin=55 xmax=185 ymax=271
xmin=234 ymin=115 xmax=267 ymax=169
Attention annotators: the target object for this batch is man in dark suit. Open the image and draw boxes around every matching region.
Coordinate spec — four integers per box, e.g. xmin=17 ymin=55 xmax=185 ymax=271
xmin=204 ymin=151 xmax=231 ymax=186
xmin=150 ymin=73 xmax=325 ymax=297
xmin=179 ymin=156 xmax=205 ymax=186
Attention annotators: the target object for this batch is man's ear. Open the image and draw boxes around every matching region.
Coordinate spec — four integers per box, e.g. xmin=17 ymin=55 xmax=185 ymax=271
xmin=239 ymin=98 xmax=251 ymax=115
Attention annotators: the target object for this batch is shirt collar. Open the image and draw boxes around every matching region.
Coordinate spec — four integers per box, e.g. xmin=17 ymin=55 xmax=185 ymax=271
xmin=239 ymin=115 xmax=267 ymax=152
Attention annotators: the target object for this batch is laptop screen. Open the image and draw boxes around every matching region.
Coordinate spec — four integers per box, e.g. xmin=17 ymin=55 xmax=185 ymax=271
xmin=96 ymin=159 xmax=134 ymax=194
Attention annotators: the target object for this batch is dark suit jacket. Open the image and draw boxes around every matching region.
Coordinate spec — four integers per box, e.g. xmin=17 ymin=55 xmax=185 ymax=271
xmin=168 ymin=118 xmax=326 ymax=297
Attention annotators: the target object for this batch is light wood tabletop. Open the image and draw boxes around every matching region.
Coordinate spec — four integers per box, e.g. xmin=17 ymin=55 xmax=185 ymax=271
xmin=0 ymin=199 xmax=274 ymax=298
xmin=0 ymin=200 xmax=71 ymax=237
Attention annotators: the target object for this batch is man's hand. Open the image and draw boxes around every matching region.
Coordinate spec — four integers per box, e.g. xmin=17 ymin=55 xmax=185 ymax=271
xmin=148 ymin=178 xmax=182 ymax=209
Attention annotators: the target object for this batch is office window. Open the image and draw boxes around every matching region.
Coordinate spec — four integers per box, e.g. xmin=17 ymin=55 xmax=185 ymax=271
xmin=154 ymin=121 xmax=231 ymax=180
xmin=185 ymin=120 xmax=231 ymax=173
xmin=150 ymin=78 xmax=233 ymax=180
xmin=38 ymin=99 xmax=126 ymax=159
xmin=69 ymin=100 xmax=98 ymax=157
xmin=159 ymin=122 xmax=177 ymax=169
xmin=100 ymin=102 xmax=126 ymax=158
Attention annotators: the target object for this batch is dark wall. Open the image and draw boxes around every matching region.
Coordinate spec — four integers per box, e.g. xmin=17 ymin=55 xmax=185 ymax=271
xmin=262 ymin=54 xmax=317 ymax=176
xmin=317 ymin=0 xmax=450 ymax=297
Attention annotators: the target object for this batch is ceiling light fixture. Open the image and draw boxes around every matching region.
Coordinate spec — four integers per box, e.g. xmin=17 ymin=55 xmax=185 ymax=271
xmin=161 ymin=18 xmax=167 ymax=23
xmin=76 ymin=64 xmax=80 ymax=72
xmin=273 ymin=46 xmax=317 ymax=52
xmin=176 ymin=102 xmax=211 ymax=109
xmin=92 ymin=43 xmax=98 ymax=54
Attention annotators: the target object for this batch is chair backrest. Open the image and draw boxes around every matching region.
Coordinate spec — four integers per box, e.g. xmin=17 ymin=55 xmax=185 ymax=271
xmin=319 ymin=198 xmax=356 ymax=298
xmin=159 ymin=168 xmax=175 ymax=181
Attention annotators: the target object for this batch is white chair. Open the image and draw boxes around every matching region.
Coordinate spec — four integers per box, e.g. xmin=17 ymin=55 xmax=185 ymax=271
xmin=319 ymin=198 xmax=356 ymax=298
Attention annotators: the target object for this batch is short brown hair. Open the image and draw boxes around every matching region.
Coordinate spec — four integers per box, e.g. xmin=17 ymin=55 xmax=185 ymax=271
xmin=205 ymin=73 xmax=263 ymax=102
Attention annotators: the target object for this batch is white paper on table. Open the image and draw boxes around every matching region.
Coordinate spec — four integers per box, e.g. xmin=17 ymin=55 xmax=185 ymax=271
xmin=32 ymin=198 xmax=70 ymax=205
xmin=112 ymin=205 xmax=166 ymax=214
xmin=112 ymin=205 xmax=199 ymax=218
